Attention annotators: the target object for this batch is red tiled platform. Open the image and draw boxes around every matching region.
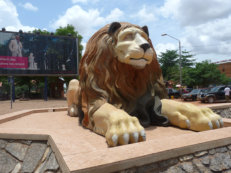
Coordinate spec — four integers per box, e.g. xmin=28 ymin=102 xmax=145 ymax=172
xmin=0 ymin=104 xmax=231 ymax=173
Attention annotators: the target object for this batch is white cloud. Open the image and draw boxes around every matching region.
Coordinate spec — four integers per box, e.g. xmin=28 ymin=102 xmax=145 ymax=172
xmin=155 ymin=43 xmax=177 ymax=56
xmin=131 ymin=5 xmax=157 ymax=24
xmin=71 ymin=0 xmax=99 ymax=4
xmin=159 ymin=0 xmax=231 ymax=61
xmin=105 ymin=8 xmax=124 ymax=22
xmin=160 ymin=0 xmax=231 ymax=26
xmin=52 ymin=5 xmax=124 ymax=38
xmin=21 ymin=2 xmax=38 ymax=12
xmin=0 ymin=0 xmax=35 ymax=32
xmin=71 ymin=0 xmax=87 ymax=3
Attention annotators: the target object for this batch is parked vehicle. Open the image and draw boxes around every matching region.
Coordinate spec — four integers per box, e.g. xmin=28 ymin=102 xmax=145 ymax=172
xmin=182 ymin=89 xmax=203 ymax=101
xmin=200 ymin=85 xmax=231 ymax=103
xmin=167 ymin=88 xmax=180 ymax=99
xmin=197 ymin=88 xmax=210 ymax=101
xmin=182 ymin=88 xmax=193 ymax=94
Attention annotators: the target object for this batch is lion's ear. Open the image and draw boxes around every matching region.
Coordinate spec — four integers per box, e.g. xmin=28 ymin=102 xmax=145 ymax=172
xmin=108 ymin=22 xmax=121 ymax=35
xmin=142 ymin=26 xmax=149 ymax=37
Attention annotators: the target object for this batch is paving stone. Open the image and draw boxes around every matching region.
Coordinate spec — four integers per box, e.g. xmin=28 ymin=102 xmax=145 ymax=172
xmin=35 ymin=147 xmax=52 ymax=173
xmin=208 ymin=149 xmax=216 ymax=155
xmin=0 ymin=139 xmax=7 ymax=149
xmin=44 ymin=152 xmax=59 ymax=171
xmin=11 ymin=163 xmax=22 ymax=173
xmin=179 ymin=154 xmax=194 ymax=162
xmin=215 ymin=147 xmax=228 ymax=153
xmin=193 ymin=159 xmax=212 ymax=173
xmin=21 ymin=142 xmax=47 ymax=173
xmin=21 ymin=140 xmax=32 ymax=145
xmin=164 ymin=165 xmax=185 ymax=173
xmin=5 ymin=142 xmax=28 ymax=161
xmin=200 ymin=155 xmax=210 ymax=165
xmin=227 ymin=145 xmax=231 ymax=150
xmin=41 ymin=147 xmax=52 ymax=163
xmin=209 ymin=152 xmax=231 ymax=172
xmin=0 ymin=150 xmax=18 ymax=173
xmin=159 ymin=158 xmax=178 ymax=168
xmin=194 ymin=151 xmax=208 ymax=157
xmin=180 ymin=162 xmax=196 ymax=173
xmin=137 ymin=162 xmax=158 ymax=173
xmin=119 ymin=168 xmax=136 ymax=173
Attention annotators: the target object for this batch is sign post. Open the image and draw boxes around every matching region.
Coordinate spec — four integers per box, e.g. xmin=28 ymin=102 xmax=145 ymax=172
xmin=8 ymin=76 xmax=13 ymax=109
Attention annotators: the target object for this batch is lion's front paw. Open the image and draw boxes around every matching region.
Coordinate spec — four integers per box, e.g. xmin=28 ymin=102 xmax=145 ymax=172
xmin=162 ymin=99 xmax=223 ymax=131
xmin=68 ymin=104 xmax=78 ymax=117
xmin=105 ymin=115 xmax=146 ymax=147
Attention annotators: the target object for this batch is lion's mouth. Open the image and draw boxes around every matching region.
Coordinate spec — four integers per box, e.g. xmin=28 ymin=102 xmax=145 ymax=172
xmin=130 ymin=58 xmax=148 ymax=61
xmin=129 ymin=58 xmax=148 ymax=69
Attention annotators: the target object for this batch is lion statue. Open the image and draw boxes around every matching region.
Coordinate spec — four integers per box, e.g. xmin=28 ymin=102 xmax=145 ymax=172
xmin=67 ymin=22 xmax=223 ymax=147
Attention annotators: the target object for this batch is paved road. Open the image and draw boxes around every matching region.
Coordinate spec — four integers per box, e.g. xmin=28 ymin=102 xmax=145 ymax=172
xmin=0 ymin=98 xmax=230 ymax=116
xmin=0 ymin=99 xmax=67 ymax=115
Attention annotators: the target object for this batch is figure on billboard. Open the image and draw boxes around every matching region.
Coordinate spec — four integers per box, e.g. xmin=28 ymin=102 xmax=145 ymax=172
xmin=62 ymin=64 xmax=66 ymax=71
xmin=9 ymin=35 xmax=23 ymax=57
xmin=28 ymin=53 xmax=37 ymax=70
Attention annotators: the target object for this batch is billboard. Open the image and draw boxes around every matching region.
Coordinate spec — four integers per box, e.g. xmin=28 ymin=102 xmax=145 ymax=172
xmin=0 ymin=31 xmax=78 ymax=76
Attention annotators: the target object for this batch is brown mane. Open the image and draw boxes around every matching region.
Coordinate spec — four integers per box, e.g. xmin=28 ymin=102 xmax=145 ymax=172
xmin=79 ymin=22 xmax=166 ymax=126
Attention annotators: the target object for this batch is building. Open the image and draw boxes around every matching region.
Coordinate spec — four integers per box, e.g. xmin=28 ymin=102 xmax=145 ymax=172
xmin=215 ymin=59 xmax=231 ymax=78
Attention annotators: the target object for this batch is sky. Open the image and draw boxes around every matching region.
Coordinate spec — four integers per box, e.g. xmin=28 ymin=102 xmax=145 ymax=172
xmin=1 ymin=0 xmax=231 ymax=62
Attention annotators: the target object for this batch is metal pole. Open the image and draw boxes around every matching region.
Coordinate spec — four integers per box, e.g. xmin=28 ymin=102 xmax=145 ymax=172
xmin=161 ymin=33 xmax=183 ymax=86
xmin=44 ymin=76 xmax=48 ymax=101
xmin=12 ymin=76 xmax=15 ymax=102
xmin=179 ymin=41 xmax=182 ymax=86
xmin=9 ymin=76 xmax=13 ymax=109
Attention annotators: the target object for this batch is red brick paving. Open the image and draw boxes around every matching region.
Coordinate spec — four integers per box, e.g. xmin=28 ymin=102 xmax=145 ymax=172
xmin=0 ymin=99 xmax=67 ymax=116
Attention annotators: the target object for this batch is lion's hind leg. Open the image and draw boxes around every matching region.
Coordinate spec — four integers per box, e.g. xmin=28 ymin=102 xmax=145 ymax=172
xmin=66 ymin=79 xmax=80 ymax=117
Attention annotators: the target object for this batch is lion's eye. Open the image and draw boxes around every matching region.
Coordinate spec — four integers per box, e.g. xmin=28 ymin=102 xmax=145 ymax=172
xmin=141 ymin=33 xmax=149 ymax=40
xmin=123 ymin=33 xmax=133 ymax=41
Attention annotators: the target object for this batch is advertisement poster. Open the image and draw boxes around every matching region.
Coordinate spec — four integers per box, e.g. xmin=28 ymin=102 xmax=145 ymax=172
xmin=0 ymin=31 xmax=78 ymax=76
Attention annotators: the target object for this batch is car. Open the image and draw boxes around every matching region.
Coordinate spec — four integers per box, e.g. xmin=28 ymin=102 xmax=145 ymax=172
xmin=181 ymin=89 xmax=203 ymax=101
xmin=197 ymin=88 xmax=210 ymax=101
xmin=200 ymin=85 xmax=231 ymax=103
xmin=166 ymin=88 xmax=180 ymax=99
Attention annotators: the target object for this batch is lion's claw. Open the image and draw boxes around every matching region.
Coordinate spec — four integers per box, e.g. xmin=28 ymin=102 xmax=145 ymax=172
xmin=140 ymin=130 xmax=146 ymax=141
xmin=111 ymin=134 xmax=118 ymax=147
xmin=186 ymin=119 xmax=191 ymax=129
xmin=131 ymin=132 xmax=139 ymax=143
xmin=219 ymin=119 xmax=224 ymax=127
xmin=107 ymin=128 xmax=146 ymax=147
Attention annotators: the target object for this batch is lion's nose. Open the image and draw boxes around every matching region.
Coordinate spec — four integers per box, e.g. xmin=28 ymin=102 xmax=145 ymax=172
xmin=140 ymin=43 xmax=150 ymax=52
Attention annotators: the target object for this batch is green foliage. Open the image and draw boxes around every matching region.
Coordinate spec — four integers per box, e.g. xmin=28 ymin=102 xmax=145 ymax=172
xmin=158 ymin=50 xmax=195 ymax=81
xmin=192 ymin=61 xmax=231 ymax=87
xmin=158 ymin=50 xmax=231 ymax=87
xmin=31 ymin=29 xmax=50 ymax=35
xmin=181 ymin=50 xmax=195 ymax=68
xmin=55 ymin=24 xmax=83 ymax=58
xmin=158 ymin=50 xmax=178 ymax=79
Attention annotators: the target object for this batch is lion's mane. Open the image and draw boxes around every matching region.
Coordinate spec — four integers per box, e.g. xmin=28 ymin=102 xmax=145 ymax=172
xmin=79 ymin=22 xmax=167 ymax=127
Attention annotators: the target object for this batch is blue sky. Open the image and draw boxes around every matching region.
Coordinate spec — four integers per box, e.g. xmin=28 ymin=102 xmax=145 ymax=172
xmin=1 ymin=0 xmax=231 ymax=62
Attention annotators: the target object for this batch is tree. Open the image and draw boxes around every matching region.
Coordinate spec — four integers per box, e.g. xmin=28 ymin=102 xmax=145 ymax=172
xmin=158 ymin=49 xmax=195 ymax=82
xmin=194 ymin=61 xmax=231 ymax=87
xmin=55 ymin=24 xmax=83 ymax=58
xmin=158 ymin=50 xmax=178 ymax=80
xmin=182 ymin=61 xmax=231 ymax=87
xmin=181 ymin=50 xmax=195 ymax=68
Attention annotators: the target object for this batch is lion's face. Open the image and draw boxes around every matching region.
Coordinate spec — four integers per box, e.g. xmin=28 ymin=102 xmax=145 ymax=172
xmin=113 ymin=26 xmax=154 ymax=69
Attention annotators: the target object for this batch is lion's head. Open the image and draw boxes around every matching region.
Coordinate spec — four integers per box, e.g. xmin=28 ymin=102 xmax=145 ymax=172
xmin=79 ymin=22 xmax=166 ymax=122
xmin=109 ymin=22 xmax=154 ymax=69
